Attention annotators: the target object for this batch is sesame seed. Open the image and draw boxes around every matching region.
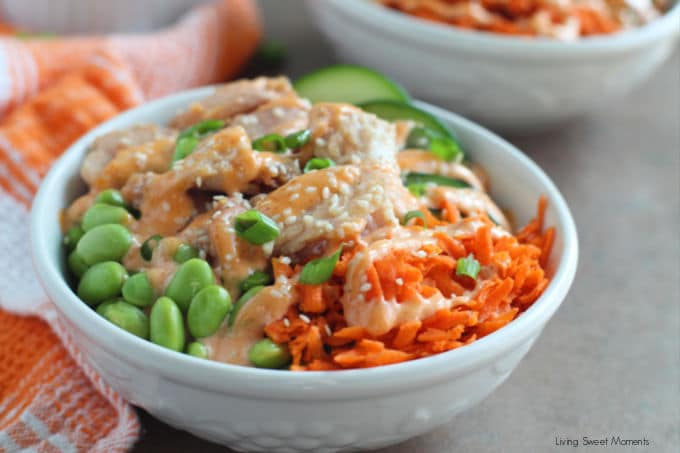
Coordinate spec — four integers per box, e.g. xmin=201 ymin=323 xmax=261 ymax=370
xmin=360 ymin=283 xmax=372 ymax=292
xmin=322 ymin=187 xmax=330 ymax=199
xmin=272 ymin=107 xmax=286 ymax=118
xmin=356 ymin=200 xmax=370 ymax=209
xmin=280 ymin=256 xmax=291 ymax=265
xmin=299 ymin=314 xmax=311 ymax=324
xmin=161 ymin=202 xmax=170 ymax=212
xmin=324 ymin=325 xmax=332 ymax=336
xmin=224 ymin=253 xmax=235 ymax=261
xmin=196 ymin=176 xmax=202 ymax=187
xmin=290 ymin=193 xmax=300 ymax=201
xmin=270 ymin=289 xmax=283 ymax=298
xmin=285 ymin=216 xmax=297 ymax=225
xmin=340 ymin=184 xmax=351 ymax=195
xmin=283 ymin=318 xmax=290 ymax=327
xmin=396 ymin=278 xmax=404 ymax=286
xmin=415 ymin=250 xmax=427 ymax=258
xmin=330 ymin=194 xmax=339 ymax=206
xmin=283 ymin=208 xmax=292 ymax=216
xmin=305 ymin=186 xmax=317 ymax=193
xmin=315 ymin=137 xmax=326 ymax=147
xmin=303 ymin=215 xmax=314 ymax=225
xmin=199 ymin=249 xmax=207 ymax=259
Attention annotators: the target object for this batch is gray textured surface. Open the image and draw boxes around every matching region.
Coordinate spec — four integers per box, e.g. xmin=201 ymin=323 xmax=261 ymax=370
xmin=131 ymin=1 xmax=680 ymax=451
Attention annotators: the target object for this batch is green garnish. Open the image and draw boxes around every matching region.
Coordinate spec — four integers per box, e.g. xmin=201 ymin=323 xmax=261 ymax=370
xmin=240 ymin=271 xmax=273 ymax=293
xmin=403 ymin=172 xmax=471 ymax=189
xmin=456 ymin=254 xmax=481 ymax=280
xmin=179 ymin=119 xmax=225 ymax=140
xmin=299 ymin=246 xmax=343 ymax=285
xmin=252 ymin=134 xmax=287 ymax=153
xmin=284 ymin=129 xmax=311 ymax=149
xmin=405 ymin=126 xmax=463 ymax=163
xmin=303 ymin=157 xmax=335 ymax=173
xmin=402 ymin=210 xmax=427 ymax=227
xmin=407 ymin=183 xmax=427 ymax=197
xmin=234 ymin=210 xmax=280 ymax=245
xmin=172 ymin=136 xmax=198 ymax=162
xmin=140 ymin=234 xmax=163 ymax=261
xmin=172 ymin=119 xmax=225 ymax=163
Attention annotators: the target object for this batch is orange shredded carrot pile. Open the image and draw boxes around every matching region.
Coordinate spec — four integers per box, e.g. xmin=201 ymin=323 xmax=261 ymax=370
xmin=264 ymin=197 xmax=555 ymax=370
xmin=377 ymin=0 xmax=650 ymax=38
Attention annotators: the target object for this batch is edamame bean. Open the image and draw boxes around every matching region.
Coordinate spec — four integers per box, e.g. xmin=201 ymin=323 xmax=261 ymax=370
xmin=76 ymin=224 xmax=132 ymax=265
xmin=187 ymin=285 xmax=231 ymax=338
xmin=186 ymin=341 xmax=208 ymax=359
xmin=150 ymin=297 xmax=185 ymax=351
xmin=95 ymin=189 xmax=127 ymax=208
xmin=82 ymin=203 xmax=132 ymax=231
xmin=122 ymin=272 xmax=154 ymax=307
xmin=64 ymin=226 xmax=84 ymax=250
xmin=228 ymin=285 xmax=264 ymax=326
xmin=248 ymin=338 xmax=291 ymax=369
xmin=68 ymin=250 xmax=89 ymax=278
xmin=173 ymin=243 xmax=199 ymax=264
xmin=77 ymin=261 xmax=128 ymax=305
xmin=164 ymin=258 xmax=214 ymax=312
xmin=97 ymin=300 xmax=149 ymax=339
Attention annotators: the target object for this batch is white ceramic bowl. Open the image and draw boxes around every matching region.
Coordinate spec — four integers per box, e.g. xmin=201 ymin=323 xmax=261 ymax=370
xmin=306 ymin=0 xmax=680 ymax=131
xmin=31 ymin=87 xmax=578 ymax=452
xmin=0 ymin=0 xmax=211 ymax=33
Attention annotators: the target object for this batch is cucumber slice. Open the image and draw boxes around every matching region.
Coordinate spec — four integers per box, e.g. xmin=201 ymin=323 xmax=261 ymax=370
xmin=294 ymin=65 xmax=409 ymax=104
xmin=359 ymin=100 xmax=454 ymax=139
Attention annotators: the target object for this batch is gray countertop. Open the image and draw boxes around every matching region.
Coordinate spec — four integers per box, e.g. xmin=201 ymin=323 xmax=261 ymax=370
xmin=132 ymin=1 xmax=680 ymax=451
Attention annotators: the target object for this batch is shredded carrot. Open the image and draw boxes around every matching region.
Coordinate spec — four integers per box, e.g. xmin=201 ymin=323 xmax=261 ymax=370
xmin=299 ymin=284 xmax=326 ymax=314
xmin=378 ymin=0 xmax=638 ymax=38
xmin=272 ymin=258 xmax=293 ymax=279
xmin=264 ymin=197 xmax=555 ymax=371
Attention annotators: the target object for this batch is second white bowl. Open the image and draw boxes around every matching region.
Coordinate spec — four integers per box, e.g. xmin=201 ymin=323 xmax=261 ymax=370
xmin=307 ymin=0 xmax=679 ymax=131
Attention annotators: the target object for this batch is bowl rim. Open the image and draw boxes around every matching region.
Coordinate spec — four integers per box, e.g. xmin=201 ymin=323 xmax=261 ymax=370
xmin=317 ymin=0 xmax=680 ymax=57
xmin=30 ymin=86 xmax=579 ymax=400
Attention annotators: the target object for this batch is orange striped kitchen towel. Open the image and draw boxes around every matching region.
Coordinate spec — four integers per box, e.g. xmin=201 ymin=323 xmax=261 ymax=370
xmin=0 ymin=1 xmax=261 ymax=451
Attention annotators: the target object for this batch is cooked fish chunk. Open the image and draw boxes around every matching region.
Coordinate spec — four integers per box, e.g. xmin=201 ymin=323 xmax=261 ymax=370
xmin=397 ymin=150 xmax=485 ymax=190
xmin=306 ymin=103 xmax=398 ymax=165
xmin=255 ymin=162 xmax=418 ymax=256
xmin=93 ymin=138 xmax=176 ymax=190
xmin=80 ymin=124 xmax=176 ymax=186
xmin=170 ymin=77 xmax=297 ymax=129
xmin=230 ymin=96 xmax=311 ymax=140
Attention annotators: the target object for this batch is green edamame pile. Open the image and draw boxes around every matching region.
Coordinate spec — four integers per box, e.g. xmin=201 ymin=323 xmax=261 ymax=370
xmin=64 ymin=188 xmax=289 ymax=369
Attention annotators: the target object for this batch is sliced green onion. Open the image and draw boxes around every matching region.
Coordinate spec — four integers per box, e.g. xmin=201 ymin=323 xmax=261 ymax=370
xmin=403 ymin=172 xmax=471 ymax=189
xmin=407 ymin=183 xmax=427 ymax=197
xmin=284 ymin=129 xmax=311 ymax=149
xmin=234 ymin=210 xmax=280 ymax=245
xmin=402 ymin=210 xmax=427 ymax=227
xmin=179 ymin=119 xmax=225 ymax=140
xmin=252 ymin=134 xmax=287 ymax=153
xmin=229 ymin=285 xmax=264 ymax=326
xmin=303 ymin=157 xmax=335 ymax=173
xmin=299 ymin=246 xmax=343 ymax=285
xmin=141 ymin=234 xmax=162 ymax=261
xmin=173 ymin=244 xmax=199 ymax=263
xmin=172 ymin=136 xmax=198 ymax=162
xmin=456 ymin=254 xmax=480 ymax=280
xmin=405 ymin=126 xmax=463 ymax=163
xmin=239 ymin=271 xmax=273 ymax=293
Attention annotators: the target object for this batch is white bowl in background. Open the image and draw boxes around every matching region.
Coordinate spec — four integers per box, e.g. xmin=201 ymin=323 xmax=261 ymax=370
xmin=0 ymin=0 xmax=212 ymax=33
xmin=306 ymin=0 xmax=679 ymax=131
xmin=31 ymin=87 xmax=578 ymax=452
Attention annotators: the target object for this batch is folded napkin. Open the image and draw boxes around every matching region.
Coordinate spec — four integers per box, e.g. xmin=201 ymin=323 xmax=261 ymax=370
xmin=0 ymin=1 xmax=260 ymax=451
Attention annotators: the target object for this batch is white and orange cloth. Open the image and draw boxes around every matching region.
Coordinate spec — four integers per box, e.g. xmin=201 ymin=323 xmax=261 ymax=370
xmin=0 ymin=1 xmax=261 ymax=451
